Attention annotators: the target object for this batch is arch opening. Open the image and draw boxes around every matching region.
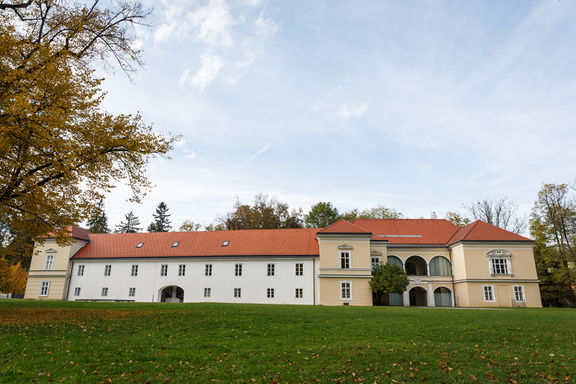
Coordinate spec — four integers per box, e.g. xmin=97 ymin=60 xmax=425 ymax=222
xmin=429 ymin=256 xmax=452 ymax=276
xmin=405 ymin=256 xmax=427 ymax=276
xmin=160 ymin=286 xmax=184 ymax=303
xmin=434 ymin=287 xmax=452 ymax=307
xmin=387 ymin=255 xmax=403 ymax=268
xmin=409 ymin=286 xmax=427 ymax=306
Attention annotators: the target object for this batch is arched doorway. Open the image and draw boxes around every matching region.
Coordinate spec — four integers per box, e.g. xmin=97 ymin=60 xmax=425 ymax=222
xmin=160 ymin=286 xmax=184 ymax=303
xmin=405 ymin=256 xmax=427 ymax=276
xmin=409 ymin=287 xmax=427 ymax=306
xmin=434 ymin=287 xmax=452 ymax=307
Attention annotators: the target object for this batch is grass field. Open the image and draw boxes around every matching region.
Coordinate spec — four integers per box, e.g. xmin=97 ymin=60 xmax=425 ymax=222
xmin=0 ymin=300 xmax=575 ymax=383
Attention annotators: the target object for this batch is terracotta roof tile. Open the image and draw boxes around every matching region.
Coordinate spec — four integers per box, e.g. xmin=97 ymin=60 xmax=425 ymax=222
xmin=353 ymin=219 xmax=460 ymax=244
xmin=447 ymin=220 xmax=532 ymax=244
xmin=72 ymin=228 xmax=320 ymax=259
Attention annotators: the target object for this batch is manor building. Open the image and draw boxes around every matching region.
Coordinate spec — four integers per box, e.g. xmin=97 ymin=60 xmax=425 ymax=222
xmin=24 ymin=219 xmax=542 ymax=307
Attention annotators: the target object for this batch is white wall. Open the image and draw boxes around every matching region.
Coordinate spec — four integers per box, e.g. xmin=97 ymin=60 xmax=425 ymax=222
xmin=68 ymin=257 xmax=318 ymax=305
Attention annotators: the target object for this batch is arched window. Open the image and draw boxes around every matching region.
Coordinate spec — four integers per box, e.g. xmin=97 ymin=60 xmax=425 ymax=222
xmin=429 ymin=256 xmax=452 ymax=276
xmin=405 ymin=255 xmax=427 ymax=276
xmin=387 ymin=255 xmax=403 ymax=268
xmin=434 ymin=287 xmax=452 ymax=307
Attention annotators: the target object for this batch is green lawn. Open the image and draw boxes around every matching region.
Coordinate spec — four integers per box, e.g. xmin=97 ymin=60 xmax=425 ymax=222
xmin=0 ymin=300 xmax=574 ymax=383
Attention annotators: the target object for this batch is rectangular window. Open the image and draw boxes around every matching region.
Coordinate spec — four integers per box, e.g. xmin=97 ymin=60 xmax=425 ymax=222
xmin=77 ymin=265 xmax=85 ymax=276
xmin=205 ymin=264 xmax=213 ymax=276
xmin=483 ymin=285 xmax=495 ymax=302
xmin=267 ymin=263 xmax=275 ymax=276
xmin=267 ymin=288 xmax=274 ymax=298
xmin=129 ymin=287 xmax=136 ymax=297
xmin=295 ymin=288 xmax=303 ymax=299
xmin=235 ymin=264 xmax=242 ymax=276
xmin=104 ymin=265 xmax=111 ymax=276
xmin=340 ymin=252 xmax=351 ymax=269
xmin=45 ymin=254 xmax=54 ymax=270
xmin=178 ymin=264 xmax=186 ymax=276
xmin=514 ymin=285 xmax=525 ymax=302
xmin=371 ymin=256 xmax=381 ymax=271
xmin=74 ymin=287 xmax=81 ymax=296
xmin=131 ymin=265 xmax=138 ymax=276
xmin=101 ymin=287 xmax=108 ymax=297
xmin=340 ymin=281 xmax=351 ymax=300
xmin=234 ymin=288 xmax=241 ymax=298
xmin=490 ymin=258 xmax=509 ymax=275
xmin=160 ymin=264 xmax=168 ymax=276
xmin=39 ymin=281 xmax=50 ymax=296
xmin=204 ymin=288 xmax=211 ymax=298
xmin=295 ymin=263 xmax=304 ymax=276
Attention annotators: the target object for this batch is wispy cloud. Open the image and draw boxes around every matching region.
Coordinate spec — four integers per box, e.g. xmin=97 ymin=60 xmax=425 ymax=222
xmin=336 ymin=103 xmax=368 ymax=119
xmin=178 ymin=53 xmax=224 ymax=91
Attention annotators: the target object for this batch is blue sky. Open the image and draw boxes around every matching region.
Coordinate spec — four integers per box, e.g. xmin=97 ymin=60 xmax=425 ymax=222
xmin=98 ymin=0 xmax=576 ymax=230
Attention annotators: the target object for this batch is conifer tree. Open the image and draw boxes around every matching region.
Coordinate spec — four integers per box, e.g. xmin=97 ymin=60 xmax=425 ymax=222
xmin=86 ymin=199 xmax=110 ymax=234
xmin=115 ymin=212 xmax=142 ymax=233
xmin=148 ymin=202 xmax=172 ymax=232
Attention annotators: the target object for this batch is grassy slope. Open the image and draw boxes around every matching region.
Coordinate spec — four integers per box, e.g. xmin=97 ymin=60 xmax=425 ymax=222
xmin=0 ymin=300 xmax=575 ymax=383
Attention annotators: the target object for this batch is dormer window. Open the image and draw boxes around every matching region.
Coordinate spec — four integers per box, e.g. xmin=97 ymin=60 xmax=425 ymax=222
xmin=172 ymin=241 xmax=180 ymax=247
xmin=136 ymin=242 xmax=144 ymax=248
xmin=222 ymin=241 xmax=229 ymax=247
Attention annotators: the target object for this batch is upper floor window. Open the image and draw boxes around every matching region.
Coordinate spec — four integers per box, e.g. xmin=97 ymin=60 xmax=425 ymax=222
xmin=429 ymin=256 xmax=452 ymax=276
xmin=340 ymin=251 xmax=351 ymax=269
xmin=45 ymin=254 xmax=54 ymax=270
xmin=490 ymin=258 xmax=510 ymax=275
xmin=77 ymin=265 xmax=85 ymax=276
xmin=131 ymin=265 xmax=139 ymax=276
xmin=160 ymin=264 xmax=168 ymax=276
xmin=371 ymin=256 xmax=381 ymax=271
xmin=267 ymin=263 xmax=275 ymax=276
xmin=513 ymin=285 xmax=525 ymax=302
xmin=39 ymin=281 xmax=50 ymax=296
xmin=178 ymin=264 xmax=186 ymax=276
xmin=295 ymin=263 xmax=304 ymax=276
xmin=104 ymin=265 xmax=111 ymax=276
xmin=205 ymin=264 xmax=213 ymax=276
xmin=235 ymin=264 xmax=242 ymax=276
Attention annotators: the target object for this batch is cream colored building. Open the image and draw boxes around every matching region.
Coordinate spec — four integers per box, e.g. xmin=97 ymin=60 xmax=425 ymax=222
xmin=25 ymin=219 xmax=542 ymax=307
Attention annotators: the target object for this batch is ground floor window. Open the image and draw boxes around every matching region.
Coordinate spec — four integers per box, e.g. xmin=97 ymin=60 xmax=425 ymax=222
xmin=204 ymin=288 xmax=211 ymax=298
xmin=295 ymin=288 xmax=303 ymax=298
xmin=483 ymin=285 xmax=495 ymax=302
xmin=340 ymin=281 xmax=351 ymax=300
xmin=129 ymin=287 xmax=136 ymax=297
xmin=101 ymin=287 xmax=108 ymax=297
xmin=39 ymin=281 xmax=50 ymax=296
xmin=234 ymin=288 xmax=241 ymax=298
xmin=267 ymin=288 xmax=274 ymax=298
xmin=74 ymin=287 xmax=81 ymax=296
xmin=513 ymin=285 xmax=525 ymax=302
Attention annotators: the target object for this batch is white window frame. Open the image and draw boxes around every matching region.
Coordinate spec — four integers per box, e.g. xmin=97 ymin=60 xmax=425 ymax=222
xmin=204 ymin=288 xmax=211 ymax=298
xmin=267 ymin=263 xmax=275 ymax=276
xmin=295 ymin=288 xmax=303 ymax=299
xmin=129 ymin=287 xmax=136 ymax=297
xmin=104 ymin=265 xmax=111 ymax=276
xmin=371 ymin=256 xmax=381 ymax=271
xmin=101 ymin=287 xmax=108 ymax=297
xmin=205 ymin=264 xmax=213 ymax=276
xmin=340 ymin=280 xmax=352 ymax=300
xmin=489 ymin=257 xmax=512 ymax=275
xmin=340 ymin=251 xmax=351 ymax=269
xmin=295 ymin=263 xmax=304 ymax=276
xmin=45 ymin=254 xmax=54 ymax=270
xmin=39 ymin=281 xmax=50 ymax=296
xmin=513 ymin=285 xmax=525 ymax=302
xmin=267 ymin=288 xmax=274 ymax=298
xmin=74 ymin=287 xmax=81 ymax=297
xmin=77 ymin=265 xmax=85 ymax=276
xmin=131 ymin=265 xmax=138 ymax=277
xmin=178 ymin=264 xmax=186 ymax=276
xmin=234 ymin=288 xmax=241 ymax=298
xmin=160 ymin=264 xmax=168 ymax=276
xmin=482 ymin=285 xmax=495 ymax=302
xmin=235 ymin=263 xmax=242 ymax=276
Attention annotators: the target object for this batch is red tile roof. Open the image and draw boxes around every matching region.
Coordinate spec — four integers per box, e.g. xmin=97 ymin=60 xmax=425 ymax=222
xmin=72 ymin=228 xmax=320 ymax=259
xmin=318 ymin=219 xmax=372 ymax=234
xmin=354 ymin=219 xmax=460 ymax=244
xmin=447 ymin=220 xmax=532 ymax=244
xmin=71 ymin=226 xmax=92 ymax=242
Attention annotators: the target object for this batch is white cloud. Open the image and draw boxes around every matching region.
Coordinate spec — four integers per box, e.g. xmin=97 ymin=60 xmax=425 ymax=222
xmin=254 ymin=10 xmax=278 ymax=37
xmin=336 ymin=103 xmax=368 ymax=119
xmin=189 ymin=0 xmax=235 ymax=47
xmin=179 ymin=54 xmax=224 ymax=91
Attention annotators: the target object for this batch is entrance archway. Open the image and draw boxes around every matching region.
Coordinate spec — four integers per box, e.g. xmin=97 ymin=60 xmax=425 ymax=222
xmin=434 ymin=287 xmax=452 ymax=307
xmin=160 ymin=286 xmax=184 ymax=303
xmin=409 ymin=287 xmax=427 ymax=306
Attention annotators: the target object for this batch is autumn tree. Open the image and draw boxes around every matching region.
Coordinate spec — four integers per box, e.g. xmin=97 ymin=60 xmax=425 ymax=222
xmin=220 ymin=194 xmax=303 ymax=230
xmin=115 ymin=211 xmax=141 ymax=233
xmin=369 ymin=264 xmax=409 ymax=305
xmin=86 ymin=199 xmax=109 ymax=234
xmin=445 ymin=211 xmax=471 ymax=227
xmin=530 ymin=184 xmax=576 ymax=307
xmin=179 ymin=220 xmax=202 ymax=232
xmin=0 ymin=1 xmax=176 ymax=246
xmin=148 ymin=202 xmax=171 ymax=232
xmin=305 ymin=202 xmax=340 ymax=228
xmin=0 ymin=258 xmax=27 ymax=295
xmin=466 ymin=198 xmax=526 ymax=234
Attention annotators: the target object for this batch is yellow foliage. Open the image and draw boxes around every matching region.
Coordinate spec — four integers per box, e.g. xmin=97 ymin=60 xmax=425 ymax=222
xmin=0 ymin=258 xmax=27 ymax=295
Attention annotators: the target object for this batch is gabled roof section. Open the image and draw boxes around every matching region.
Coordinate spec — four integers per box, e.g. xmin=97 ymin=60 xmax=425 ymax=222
xmin=353 ymin=219 xmax=459 ymax=245
xmin=318 ymin=219 xmax=372 ymax=235
xmin=72 ymin=228 xmax=319 ymax=259
xmin=71 ymin=226 xmax=92 ymax=242
xmin=447 ymin=220 xmax=532 ymax=245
